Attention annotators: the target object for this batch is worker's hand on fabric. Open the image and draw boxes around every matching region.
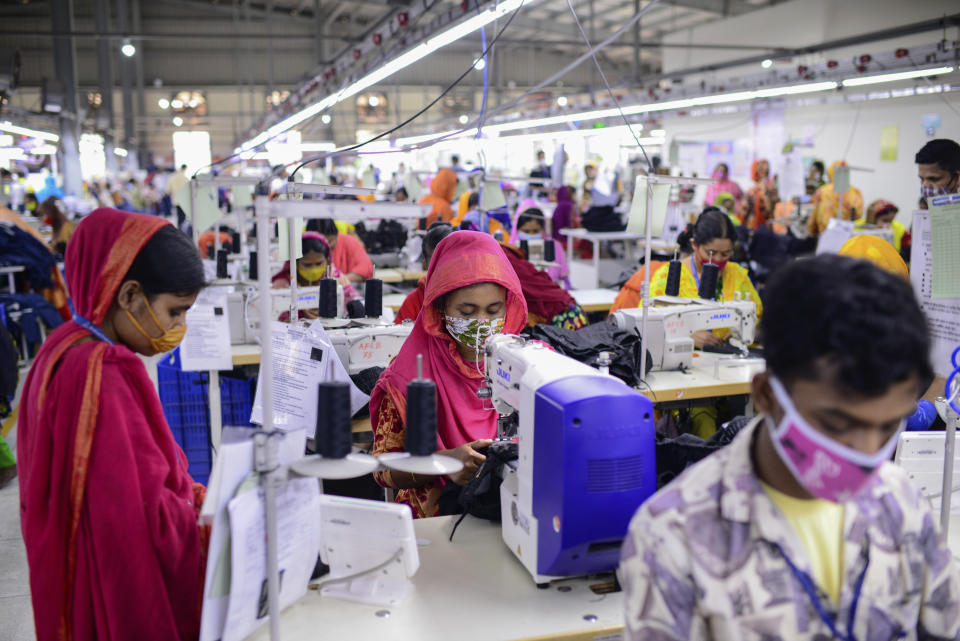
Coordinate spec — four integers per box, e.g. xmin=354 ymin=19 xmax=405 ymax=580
xmin=692 ymin=330 xmax=724 ymax=349
xmin=338 ymin=274 xmax=352 ymax=288
xmin=440 ymin=438 xmax=492 ymax=485
xmin=303 ymin=309 xmax=319 ymax=320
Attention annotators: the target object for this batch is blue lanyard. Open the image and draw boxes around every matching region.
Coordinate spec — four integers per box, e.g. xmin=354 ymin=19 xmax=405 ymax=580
xmin=70 ymin=300 xmax=115 ymax=346
xmin=689 ymin=256 xmax=699 ymax=288
xmin=775 ymin=542 xmax=870 ymax=641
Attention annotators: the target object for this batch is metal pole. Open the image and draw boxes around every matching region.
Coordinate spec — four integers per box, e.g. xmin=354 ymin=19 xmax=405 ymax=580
xmin=941 ymin=396 xmax=957 ymax=536
xmin=131 ymin=0 xmax=146 ymax=169
xmin=288 ymin=217 xmax=298 ymax=322
xmin=114 ymin=0 xmax=134 ymax=168
xmin=255 ymin=200 xmax=281 ymax=641
xmin=190 ymin=179 xmax=199 ymax=244
xmin=50 ymin=0 xmax=83 ymax=198
xmin=94 ymin=0 xmax=117 ymax=174
xmin=638 ymin=176 xmax=653 ymax=382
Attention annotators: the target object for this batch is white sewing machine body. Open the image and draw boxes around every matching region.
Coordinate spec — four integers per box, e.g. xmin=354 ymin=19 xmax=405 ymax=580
xmin=484 ymin=335 xmax=656 ymax=584
xmin=327 ymin=324 xmax=413 ymax=374
xmin=610 ymin=296 xmax=757 ymax=371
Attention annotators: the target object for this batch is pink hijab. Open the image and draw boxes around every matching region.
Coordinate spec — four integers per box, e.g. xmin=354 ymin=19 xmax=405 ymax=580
xmin=370 ymin=231 xmax=527 ymax=449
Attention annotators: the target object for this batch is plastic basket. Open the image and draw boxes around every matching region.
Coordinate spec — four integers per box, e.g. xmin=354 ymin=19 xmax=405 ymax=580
xmin=157 ymin=348 xmax=256 ymax=485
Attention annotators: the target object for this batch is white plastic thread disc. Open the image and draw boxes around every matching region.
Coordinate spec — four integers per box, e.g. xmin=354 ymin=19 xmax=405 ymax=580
xmin=379 ymin=452 xmax=464 ymax=476
xmin=290 ymin=453 xmax=380 ymax=479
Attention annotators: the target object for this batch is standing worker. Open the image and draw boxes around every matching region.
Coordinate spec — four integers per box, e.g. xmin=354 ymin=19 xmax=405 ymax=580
xmin=18 ymin=209 xmax=208 ymax=641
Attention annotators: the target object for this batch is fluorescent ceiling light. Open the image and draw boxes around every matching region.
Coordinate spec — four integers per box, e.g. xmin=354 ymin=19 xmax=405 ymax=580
xmin=239 ymin=0 xmax=530 ymax=152
xmin=761 ymin=59 xmax=773 ymax=69
xmin=0 ymin=122 xmax=60 ymax=143
xmin=840 ymin=66 xmax=954 ymax=87
xmin=0 ymin=134 xmax=13 ymax=146
xmin=300 ymin=141 xmax=336 ymax=152
xmin=31 ymin=144 xmax=58 ymax=155
xmin=114 ymin=147 xmax=129 ymax=157
xmin=158 ymin=98 xmax=170 ymax=109
xmin=121 ymin=40 xmax=136 ymax=57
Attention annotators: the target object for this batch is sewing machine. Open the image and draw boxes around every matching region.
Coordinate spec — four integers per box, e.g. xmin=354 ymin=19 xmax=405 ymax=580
xmin=609 ymin=297 xmax=757 ymax=371
xmin=483 ymin=335 xmax=657 ymax=584
xmin=327 ymin=324 xmax=412 ymax=374
xmin=228 ymin=286 xmax=346 ymax=344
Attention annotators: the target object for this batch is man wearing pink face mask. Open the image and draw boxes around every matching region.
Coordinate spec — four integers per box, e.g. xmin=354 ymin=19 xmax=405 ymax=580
xmin=621 ymin=254 xmax=960 ymax=641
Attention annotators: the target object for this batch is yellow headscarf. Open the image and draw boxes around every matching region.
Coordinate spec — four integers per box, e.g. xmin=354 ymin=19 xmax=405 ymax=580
xmin=838 ymin=235 xmax=908 ymax=279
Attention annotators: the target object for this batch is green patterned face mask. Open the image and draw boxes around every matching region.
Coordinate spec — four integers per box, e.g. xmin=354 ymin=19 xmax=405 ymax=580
xmin=444 ymin=315 xmax=505 ymax=350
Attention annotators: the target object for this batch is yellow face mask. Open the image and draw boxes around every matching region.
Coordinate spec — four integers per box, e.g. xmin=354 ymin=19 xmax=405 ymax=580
xmin=124 ymin=293 xmax=187 ymax=354
xmin=297 ymin=264 xmax=326 ymax=283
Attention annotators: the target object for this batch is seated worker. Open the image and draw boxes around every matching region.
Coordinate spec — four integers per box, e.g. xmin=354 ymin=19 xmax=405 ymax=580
xmin=649 ymin=207 xmax=762 ymax=349
xmin=396 ymin=223 xmax=586 ymax=330
xmin=854 ymin=199 xmax=909 ymax=255
xmin=371 ymin=231 xmax=527 ymax=518
xmin=807 ymin=160 xmax=864 ymax=238
xmin=620 ymin=254 xmax=959 ymax=640
xmin=305 ymin=218 xmax=374 ymax=283
xmin=38 ymin=197 xmax=76 ymax=254
xmin=609 ymin=260 xmax=666 ymax=314
xmin=19 ymin=209 xmax=209 ymax=639
xmin=512 ymin=207 xmax=571 ymax=289
xmin=395 ymin=222 xmax=452 ymax=324
xmin=713 ymin=191 xmax=741 ymax=226
xmin=456 ymin=192 xmax=507 ymax=237
xmin=418 ymin=168 xmax=457 ymax=228
xmin=197 ymin=226 xmax=233 ymax=259
xmin=271 ymin=232 xmax=359 ymax=317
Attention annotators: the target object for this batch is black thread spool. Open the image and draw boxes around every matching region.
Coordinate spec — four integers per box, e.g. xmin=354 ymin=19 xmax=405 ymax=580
xmin=231 ymin=231 xmax=241 ymax=254
xmin=216 ymin=249 xmax=229 ymax=279
xmin=346 ymin=299 xmax=365 ymax=318
xmin=519 ymin=239 xmax=529 ymax=259
xmin=698 ymin=263 xmax=720 ymax=300
xmin=364 ymin=278 xmax=383 ymax=318
xmin=248 ymin=251 xmax=258 ymax=280
xmin=315 ymin=382 xmax=352 ymax=459
xmin=206 ymin=244 xmax=216 ymax=260
xmin=405 ymin=355 xmax=438 ymax=457
xmin=665 ymin=259 xmax=683 ymax=296
xmin=544 ymin=239 xmax=555 ymax=263
xmin=318 ymin=278 xmax=338 ymax=318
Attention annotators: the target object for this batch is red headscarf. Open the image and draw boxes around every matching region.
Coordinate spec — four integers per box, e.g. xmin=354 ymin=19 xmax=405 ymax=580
xmin=371 ymin=231 xmax=527 ymax=450
xmin=18 ymin=208 xmax=206 ymax=641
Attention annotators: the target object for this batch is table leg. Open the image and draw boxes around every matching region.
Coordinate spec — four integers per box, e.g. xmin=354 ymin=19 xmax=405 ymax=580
xmin=6 ymin=273 xmax=14 ymax=294
xmin=209 ymin=370 xmax=222 ymax=453
xmin=593 ymin=239 xmax=600 ymax=289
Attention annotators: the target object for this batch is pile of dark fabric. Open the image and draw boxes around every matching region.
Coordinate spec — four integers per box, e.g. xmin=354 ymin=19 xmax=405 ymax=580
xmin=438 ymin=439 xmax=519 ymax=540
xmin=654 ymin=416 xmax=752 ymax=488
xmin=0 ymin=223 xmax=57 ymax=290
xmin=354 ymin=220 xmax=408 ymax=255
xmin=349 ymin=366 xmax=384 ymax=419
xmin=0 ymin=293 xmax=64 ymax=355
xmin=524 ymin=321 xmax=651 ymax=387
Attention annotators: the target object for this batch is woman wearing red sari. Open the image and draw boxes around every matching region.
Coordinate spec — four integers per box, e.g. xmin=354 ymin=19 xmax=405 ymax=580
xmin=372 ymin=231 xmax=527 ymax=518
xmin=18 ymin=208 xmax=208 ymax=641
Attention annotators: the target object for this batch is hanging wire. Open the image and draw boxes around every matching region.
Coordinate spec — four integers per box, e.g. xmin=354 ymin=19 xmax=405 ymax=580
xmin=564 ymin=0 xmax=654 ymax=173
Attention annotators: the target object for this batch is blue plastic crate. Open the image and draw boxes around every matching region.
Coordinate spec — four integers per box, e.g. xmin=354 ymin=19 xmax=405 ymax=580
xmin=156 ymin=348 xmax=256 ymax=484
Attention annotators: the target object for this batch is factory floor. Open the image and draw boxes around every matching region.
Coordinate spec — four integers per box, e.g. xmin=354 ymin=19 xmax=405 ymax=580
xmin=0 ymin=416 xmax=36 ymax=641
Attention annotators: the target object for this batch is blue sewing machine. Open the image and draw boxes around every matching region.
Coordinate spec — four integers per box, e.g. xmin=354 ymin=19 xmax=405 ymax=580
xmin=483 ymin=335 xmax=657 ymax=584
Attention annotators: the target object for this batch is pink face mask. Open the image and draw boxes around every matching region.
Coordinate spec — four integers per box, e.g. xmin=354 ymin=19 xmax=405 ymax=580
xmin=766 ymin=376 xmax=902 ymax=503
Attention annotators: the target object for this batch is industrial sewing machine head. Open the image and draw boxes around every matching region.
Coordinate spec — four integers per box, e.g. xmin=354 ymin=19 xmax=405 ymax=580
xmin=482 ymin=334 xmax=657 ymax=584
xmin=609 ymin=296 xmax=757 ymax=371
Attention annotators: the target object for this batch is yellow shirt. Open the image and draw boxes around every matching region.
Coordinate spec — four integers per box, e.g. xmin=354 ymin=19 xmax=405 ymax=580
xmin=760 ymin=480 xmax=845 ymax=605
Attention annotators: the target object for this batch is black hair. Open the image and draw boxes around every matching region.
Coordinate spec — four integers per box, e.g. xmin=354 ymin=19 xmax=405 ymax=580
xmin=25 ymin=193 xmax=38 ymax=202
xmin=715 ymin=162 xmax=729 ymax=172
xmin=467 ymin=192 xmax=479 ymax=208
xmin=676 ymin=207 xmax=737 ymax=253
xmin=812 ymin=160 xmax=825 ymax=174
xmin=536 ymin=150 xmax=545 ymax=159
xmin=423 ymin=222 xmax=454 ymax=263
xmin=305 ymin=218 xmax=339 ymax=237
xmin=915 ymin=139 xmax=960 ymax=173
xmin=396 ymin=186 xmax=408 ymax=198
xmin=451 ymin=154 xmax=460 ymax=164
xmin=517 ymin=208 xmax=545 ymax=230
xmin=123 ymin=225 xmax=205 ymax=297
xmin=302 ymin=235 xmax=330 ymax=259
xmin=763 ymin=254 xmax=932 ymax=397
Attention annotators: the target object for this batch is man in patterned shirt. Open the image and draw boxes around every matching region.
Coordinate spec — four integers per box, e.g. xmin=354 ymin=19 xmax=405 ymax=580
xmin=621 ymin=254 xmax=960 ymax=640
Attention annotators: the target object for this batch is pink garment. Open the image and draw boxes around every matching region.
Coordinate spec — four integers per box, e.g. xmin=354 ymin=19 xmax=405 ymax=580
xmin=510 ymin=202 xmax=571 ymax=289
xmin=705 ymin=179 xmax=743 ymax=206
xmin=370 ymin=231 xmax=527 ymax=451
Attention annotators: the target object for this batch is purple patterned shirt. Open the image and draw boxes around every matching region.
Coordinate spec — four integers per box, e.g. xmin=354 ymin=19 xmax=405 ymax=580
xmin=620 ymin=418 xmax=960 ymax=640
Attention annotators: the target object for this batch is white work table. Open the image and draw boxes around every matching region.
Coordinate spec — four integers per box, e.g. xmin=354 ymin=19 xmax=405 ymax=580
xmin=248 ymin=515 xmax=625 ymax=641
xmin=639 ymin=353 xmax=765 ymax=405
xmin=559 ymin=228 xmax=677 ymax=290
xmin=570 ymin=288 xmax=619 ymax=313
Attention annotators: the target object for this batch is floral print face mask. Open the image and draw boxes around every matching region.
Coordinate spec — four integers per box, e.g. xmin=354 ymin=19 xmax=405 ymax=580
xmin=444 ymin=315 xmax=505 ymax=351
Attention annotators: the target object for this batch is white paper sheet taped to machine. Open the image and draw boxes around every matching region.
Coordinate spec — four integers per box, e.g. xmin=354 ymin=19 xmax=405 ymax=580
xmin=180 ymin=286 xmax=234 ymax=372
xmin=626 ymin=175 xmax=671 ymax=238
xmin=911 ymin=209 xmax=960 ymax=378
xmin=250 ymin=320 xmax=368 ymax=430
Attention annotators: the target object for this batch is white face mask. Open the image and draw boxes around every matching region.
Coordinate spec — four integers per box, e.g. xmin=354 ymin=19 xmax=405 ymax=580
xmin=516 ymin=231 xmax=541 ymax=241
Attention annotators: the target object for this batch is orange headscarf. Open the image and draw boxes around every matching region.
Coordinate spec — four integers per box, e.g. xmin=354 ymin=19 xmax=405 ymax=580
xmin=418 ymin=168 xmax=458 ymax=227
